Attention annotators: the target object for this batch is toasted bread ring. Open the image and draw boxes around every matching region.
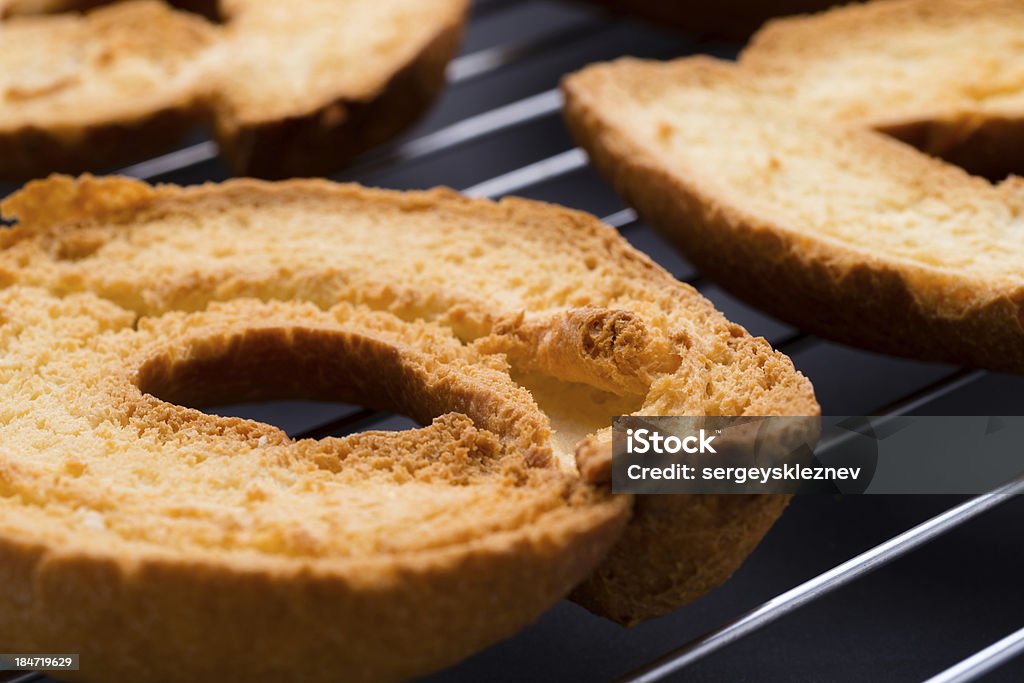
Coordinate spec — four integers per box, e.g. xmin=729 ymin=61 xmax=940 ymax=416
xmin=0 ymin=176 xmax=817 ymax=680
xmin=564 ymin=0 xmax=1024 ymax=371
xmin=0 ymin=0 xmax=467 ymax=180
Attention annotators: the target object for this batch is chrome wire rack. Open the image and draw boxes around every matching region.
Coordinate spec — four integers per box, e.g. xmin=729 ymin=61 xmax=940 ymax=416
xmin=2 ymin=1 xmax=1023 ymax=681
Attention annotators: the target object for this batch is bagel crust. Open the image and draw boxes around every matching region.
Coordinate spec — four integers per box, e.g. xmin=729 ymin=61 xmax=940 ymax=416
xmin=0 ymin=0 xmax=468 ymax=180
xmin=0 ymin=176 xmax=817 ymax=680
xmin=563 ymin=0 xmax=1024 ymax=372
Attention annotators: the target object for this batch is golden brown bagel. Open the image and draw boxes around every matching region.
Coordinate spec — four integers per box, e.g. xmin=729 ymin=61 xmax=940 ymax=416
xmin=0 ymin=176 xmax=817 ymax=680
xmin=0 ymin=0 xmax=467 ymax=180
xmin=564 ymin=0 xmax=1024 ymax=372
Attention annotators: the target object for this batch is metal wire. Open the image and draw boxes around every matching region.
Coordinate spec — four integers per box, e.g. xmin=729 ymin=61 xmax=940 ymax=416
xmin=118 ymin=21 xmax=586 ymax=181
xmin=292 ymin=408 xmax=380 ymax=441
xmin=619 ymin=473 xmax=1024 ymax=683
xmin=602 ymin=208 xmax=639 ymax=229
xmin=923 ymin=625 xmax=1024 ymax=683
xmin=3 ymin=674 xmax=42 ymax=683
xmin=117 ymin=142 xmax=217 ymax=181
xmin=612 ymin=365 xmax=993 ymax=682
xmin=448 ymin=21 xmax=613 ymax=82
xmin=463 ymin=147 xmax=585 ymax=197
xmin=346 ymin=89 xmax=563 ymax=177
xmin=874 ymin=369 xmax=987 ymax=417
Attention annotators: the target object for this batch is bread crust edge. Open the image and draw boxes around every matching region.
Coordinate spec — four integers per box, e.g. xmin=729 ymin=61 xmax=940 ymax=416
xmin=213 ymin=2 xmax=467 ymax=179
xmin=0 ymin=1 xmax=468 ymax=181
xmin=561 ymin=62 xmax=1024 ymax=373
xmin=0 ymin=102 xmax=207 ymax=183
xmin=0 ymin=475 xmax=630 ymax=683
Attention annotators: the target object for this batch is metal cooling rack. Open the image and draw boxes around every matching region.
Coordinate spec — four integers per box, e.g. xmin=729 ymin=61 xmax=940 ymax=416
xmin=3 ymin=1 xmax=1023 ymax=681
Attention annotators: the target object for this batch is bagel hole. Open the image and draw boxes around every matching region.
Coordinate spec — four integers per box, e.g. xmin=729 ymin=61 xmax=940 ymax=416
xmin=204 ymin=402 xmax=417 ymax=439
xmin=879 ymin=121 xmax=1024 ymax=183
xmin=136 ymin=328 xmax=428 ymax=440
xmin=165 ymin=0 xmax=222 ymax=23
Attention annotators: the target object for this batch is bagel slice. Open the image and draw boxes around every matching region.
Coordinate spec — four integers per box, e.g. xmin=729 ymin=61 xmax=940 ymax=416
xmin=564 ymin=0 xmax=1024 ymax=372
xmin=0 ymin=176 xmax=817 ymax=680
xmin=0 ymin=0 xmax=467 ymax=180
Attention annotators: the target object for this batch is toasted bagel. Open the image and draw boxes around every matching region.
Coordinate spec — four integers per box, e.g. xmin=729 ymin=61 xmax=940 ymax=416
xmin=0 ymin=176 xmax=817 ymax=680
xmin=0 ymin=0 xmax=467 ymax=180
xmin=564 ymin=0 xmax=1024 ymax=371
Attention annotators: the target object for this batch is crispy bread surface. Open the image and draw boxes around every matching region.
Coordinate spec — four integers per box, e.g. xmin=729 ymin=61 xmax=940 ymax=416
xmin=564 ymin=0 xmax=1024 ymax=371
xmin=0 ymin=0 xmax=467 ymax=179
xmin=0 ymin=177 xmax=817 ymax=681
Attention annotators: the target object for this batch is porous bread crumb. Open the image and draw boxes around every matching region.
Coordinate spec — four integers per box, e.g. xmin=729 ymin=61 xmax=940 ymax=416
xmin=0 ymin=177 xmax=817 ymax=678
xmin=1 ymin=2 xmax=215 ymax=130
xmin=563 ymin=0 xmax=1024 ymax=371
xmin=0 ymin=288 xmax=589 ymax=560
xmin=0 ymin=0 xmax=468 ymax=178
